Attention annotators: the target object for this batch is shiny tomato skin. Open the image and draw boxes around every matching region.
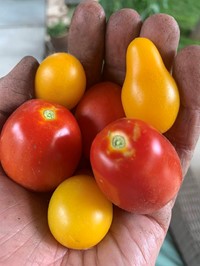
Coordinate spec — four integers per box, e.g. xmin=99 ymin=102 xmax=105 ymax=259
xmin=90 ymin=118 xmax=182 ymax=214
xmin=0 ymin=99 xmax=82 ymax=192
xmin=35 ymin=52 xmax=86 ymax=110
xmin=48 ymin=174 xmax=113 ymax=249
xmin=75 ymin=82 xmax=125 ymax=159
xmin=121 ymin=38 xmax=180 ymax=133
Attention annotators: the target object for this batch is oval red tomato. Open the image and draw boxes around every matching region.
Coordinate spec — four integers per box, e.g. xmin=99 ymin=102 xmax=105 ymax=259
xmin=75 ymin=81 xmax=125 ymax=159
xmin=90 ymin=118 xmax=183 ymax=214
xmin=0 ymin=99 xmax=82 ymax=192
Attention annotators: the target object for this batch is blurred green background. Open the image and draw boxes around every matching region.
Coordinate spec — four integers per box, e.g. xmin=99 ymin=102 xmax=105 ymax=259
xmin=99 ymin=0 xmax=200 ymax=49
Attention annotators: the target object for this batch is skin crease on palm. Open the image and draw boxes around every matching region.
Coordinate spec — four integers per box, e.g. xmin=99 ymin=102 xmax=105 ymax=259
xmin=0 ymin=0 xmax=200 ymax=265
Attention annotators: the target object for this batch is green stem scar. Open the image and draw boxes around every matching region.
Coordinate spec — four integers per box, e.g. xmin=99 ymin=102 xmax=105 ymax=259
xmin=43 ymin=109 xmax=55 ymax=120
xmin=112 ymin=135 xmax=126 ymax=149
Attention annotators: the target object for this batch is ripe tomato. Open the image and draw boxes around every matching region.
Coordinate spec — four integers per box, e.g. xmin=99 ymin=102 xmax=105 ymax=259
xmin=35 ymin=52 xmax=86 ymax=109
xmin=121 ymin=37 xmax=180 ymax=133
xmin=0 ymin=99 xmax=82 ymax=192
xmin=75 ymin=82 xmax=125 ymax=159
xmin=90 ymin=118 xmax=182 ymax=214
xmin=48 ymin=174 xmax=113 ymax=249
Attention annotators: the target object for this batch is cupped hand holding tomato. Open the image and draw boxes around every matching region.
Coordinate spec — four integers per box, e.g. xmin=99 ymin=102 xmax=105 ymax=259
xmin=0 ymin=0 xmax=200 ymax=265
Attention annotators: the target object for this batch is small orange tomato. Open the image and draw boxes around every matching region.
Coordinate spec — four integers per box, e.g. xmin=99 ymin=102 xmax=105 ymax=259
xmin=35 ymin=53 xmax=86 ymax=109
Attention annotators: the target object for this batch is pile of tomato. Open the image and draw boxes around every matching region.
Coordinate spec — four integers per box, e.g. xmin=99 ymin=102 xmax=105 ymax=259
xmin=0 ymin=38 xmax=183 ymax=250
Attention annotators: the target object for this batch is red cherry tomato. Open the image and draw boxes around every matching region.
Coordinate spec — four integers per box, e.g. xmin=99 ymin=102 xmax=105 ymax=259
xmin=90 ymin=118 xmax=183 ymax=214
xmin=75 ymin=81 xmax=125 ymax=159
xmin=0 ymin=99 xmax=82 ymax=192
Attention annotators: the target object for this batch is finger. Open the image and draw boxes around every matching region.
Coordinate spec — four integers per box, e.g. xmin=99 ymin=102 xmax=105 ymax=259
xmin=0 ymin=56 xmax=38 ymax=130
xmin=103 ymin=9 xmax=142 ymax=86
xmin=68 ymin=0 xmax=106 ymax=88
xmin=165 ymin=45 xmax=200 ymax=176
xmin=140 ymin=13 xmax=180 ymax=71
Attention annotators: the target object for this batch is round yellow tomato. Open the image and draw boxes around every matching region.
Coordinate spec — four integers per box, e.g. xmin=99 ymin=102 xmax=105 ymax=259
xmin=35 ymin=53 xmax=86 ymax=109
xmin=48 ymin=174 xmax=113 ymax=249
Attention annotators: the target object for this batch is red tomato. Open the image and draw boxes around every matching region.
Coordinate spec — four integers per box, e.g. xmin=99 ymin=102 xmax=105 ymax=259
xmin=0 ymin=99 xmax=82 ymax=192
xmin=90 ymin=118 xmax=183 ymax=214
xmin=75 ymin=82 xmax=125 ymax=159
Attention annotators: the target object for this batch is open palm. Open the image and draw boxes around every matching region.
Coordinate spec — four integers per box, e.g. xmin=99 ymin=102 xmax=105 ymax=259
xmin=1 ymin=1 xmax=200 ymax=265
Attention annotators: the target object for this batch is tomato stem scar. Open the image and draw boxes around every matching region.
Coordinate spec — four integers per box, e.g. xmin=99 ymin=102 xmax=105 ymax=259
xmin=43 ymin=109 xmax=55 ymax=120
xmin=112 ymin=135 xmax=125 ymax=149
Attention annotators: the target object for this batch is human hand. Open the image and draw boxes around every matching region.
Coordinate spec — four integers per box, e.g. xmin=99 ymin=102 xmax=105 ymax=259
xmin=1 ymin=0 xmax=200 ymax=265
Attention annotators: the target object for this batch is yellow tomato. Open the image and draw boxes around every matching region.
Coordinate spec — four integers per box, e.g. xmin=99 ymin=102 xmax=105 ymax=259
xmin=121 ymin=37 xmax=180 ymax=133
xmin=48 ymin=174 xmax=113 ymax=250
xmin=35 ymin=53 xmax=86 ymax=109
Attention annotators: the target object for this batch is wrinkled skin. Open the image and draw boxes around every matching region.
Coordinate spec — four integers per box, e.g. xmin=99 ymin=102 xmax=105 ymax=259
xmin=1 ymin=1 xmax=200 ymax=265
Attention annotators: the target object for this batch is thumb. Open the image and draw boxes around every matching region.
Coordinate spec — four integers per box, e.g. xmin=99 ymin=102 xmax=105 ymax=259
xmin=0 ymin=56 xmax=39 ymax=130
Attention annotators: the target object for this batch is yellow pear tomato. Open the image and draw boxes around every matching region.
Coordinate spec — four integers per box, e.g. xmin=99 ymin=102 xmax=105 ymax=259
xmin=122 ymin=37 xmax=180 ymax=133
